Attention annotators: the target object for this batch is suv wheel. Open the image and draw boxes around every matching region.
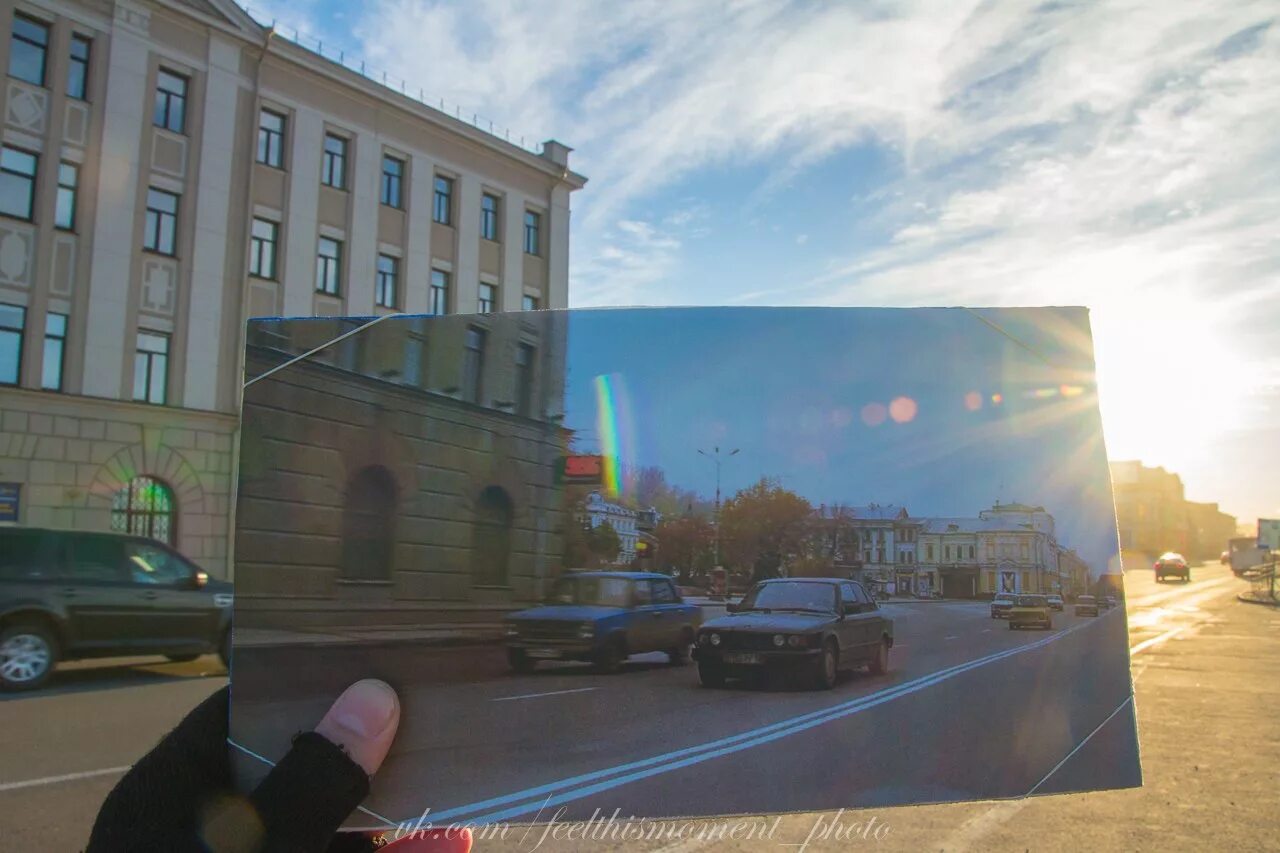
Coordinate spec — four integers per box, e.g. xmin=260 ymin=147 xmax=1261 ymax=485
xmin=869 ymin=638 xmax=890 ymax=675
xmin=811 ymin=640 xmax=838 ymax=690
xmin=1 ymin=623 xmax=58 ymax=691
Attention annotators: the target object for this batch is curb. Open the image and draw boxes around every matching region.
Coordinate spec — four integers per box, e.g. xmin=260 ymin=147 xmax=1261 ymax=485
xmin=1236 ymin=592 xmax=1279 ymax=608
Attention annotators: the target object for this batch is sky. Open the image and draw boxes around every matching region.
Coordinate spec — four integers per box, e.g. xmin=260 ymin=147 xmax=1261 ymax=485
xmin=240 ymin=0 xmax=1280 ymax=525
xmin=558 ymin=306 xmax=1119 ymax=573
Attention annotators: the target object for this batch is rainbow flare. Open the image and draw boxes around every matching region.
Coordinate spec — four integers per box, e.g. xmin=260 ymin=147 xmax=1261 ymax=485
xmin=593 ymin=373 xmax=633 ymax=499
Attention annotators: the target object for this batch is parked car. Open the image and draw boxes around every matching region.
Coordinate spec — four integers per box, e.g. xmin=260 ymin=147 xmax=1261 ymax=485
xmin=503 ymin=572 xmax=702 ymax=674
xmin=990 ymin=592 xmax=1016 ymax=619
xmin=0 ymin=527 xmax=233 ymax=691
xmin=693 ymin=578 xmax=892 ymax=690
xmin=1045 ymin=594 xmax=1064 ymax=611
xmin=1220 ymin=550 xmax=1230 ymax=566
xmin=1075 ymin=595 xmax=1100 ymax=617
xmin=1008 ymin=594 xmax=1053 ymax=630
xmin=1105 ymin=594 xmax=1119 ymax=609
xmin=1154 ymin=552 xmax=1190 ymax=583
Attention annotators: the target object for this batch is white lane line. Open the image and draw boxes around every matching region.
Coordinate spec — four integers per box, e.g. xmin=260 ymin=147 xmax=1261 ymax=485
xmin=0 ymin=765 xmax=130 ymax=792
xmin=945 ymin=635 xmax=959 ymax=640
xmin=1027 ymin=695 xmax=1134 ymax=796
xmin=1129 ymin=625 xmax=1190 ymax=655
xmin=492 ymin=687 xmax=599 ymax=703
xmin=981 ymin=628 xmax=991 ymax=633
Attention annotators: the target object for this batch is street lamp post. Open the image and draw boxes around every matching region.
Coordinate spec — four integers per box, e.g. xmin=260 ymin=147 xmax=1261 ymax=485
xmin=698 ymin=446 xmax=739 ymax=572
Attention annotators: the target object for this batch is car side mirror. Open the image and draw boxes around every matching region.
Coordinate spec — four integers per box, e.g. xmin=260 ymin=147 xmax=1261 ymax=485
xmin=192 ymin=570 xmax=209 ymax=589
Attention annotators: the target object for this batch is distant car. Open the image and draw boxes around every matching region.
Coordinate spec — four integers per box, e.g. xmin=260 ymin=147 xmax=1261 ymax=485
xmin=503 ymin=572 xmax=702 ymax=674
xmin=1075 ymin=595 xmax=1099 ymax=617
xmin=1154 ymin=553 xmax=1190 ymax=583
xmin=1008 ymin=594 xmax=1053 ymax=630
xmin=1045 ymin=594 xmax=1064 ymax=611
xmin=1220 ymin=551 xmax=1230 ymax=565
xmin=1105 ymin=595 xmax=1119 ymax=609
xmin=990 ymin=593 xmax=1016 ymax=619
xmin=693 ymin=578 xmax=893 ymax=690
xmin=0 ymin=527 xmax=232 ymax=691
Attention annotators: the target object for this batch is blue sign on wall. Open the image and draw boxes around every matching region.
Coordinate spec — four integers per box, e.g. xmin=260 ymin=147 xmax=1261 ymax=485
xmin=0 ymin=483 xmax=19 ymax=523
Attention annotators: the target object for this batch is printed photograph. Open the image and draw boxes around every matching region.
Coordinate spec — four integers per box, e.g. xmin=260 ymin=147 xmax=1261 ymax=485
xmin=228 ymin=305 xmax=1140 ymax=829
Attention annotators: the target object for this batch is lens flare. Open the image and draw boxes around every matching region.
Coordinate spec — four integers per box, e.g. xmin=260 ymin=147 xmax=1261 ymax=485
xmin=991 ymin=393 xmax=1004 ymax=405
xmin=964 ymin=391 xmax=983 ymax=411
xmin=889 ymin=396 xmax=918 ymax=423
xmin=861 ymin=402 xmax=888 ymax=426
xmin=593 ymin=374 xmax=628 ymax=499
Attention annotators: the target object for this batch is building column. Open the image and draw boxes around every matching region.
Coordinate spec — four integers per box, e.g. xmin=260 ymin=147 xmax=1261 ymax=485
xmin=546 ymin=183 xmax=571 ymax=309
xmin=402 ymin=153 xmax=434 ymax=314
xmin=500 ymin=189 xmax=526 ymax=312
xmin=345 ymin=132 xmax=380 ymax=313
xmin=455 ymin=173 xmax=481 ymax=314
xmin=281 ymin=107 xmax=323 ymax=317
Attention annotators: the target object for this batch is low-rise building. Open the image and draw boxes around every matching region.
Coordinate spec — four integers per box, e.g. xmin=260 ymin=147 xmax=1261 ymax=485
xmin=584 ymin=490 xmax=639 ymax=565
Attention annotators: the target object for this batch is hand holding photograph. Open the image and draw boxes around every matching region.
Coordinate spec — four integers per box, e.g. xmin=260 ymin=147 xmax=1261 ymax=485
xmin=228 ymin=306 xmax=1139 ymax=830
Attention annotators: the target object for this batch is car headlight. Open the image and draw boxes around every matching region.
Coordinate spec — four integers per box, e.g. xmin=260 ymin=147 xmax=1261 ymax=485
xmin=577 ymin=623 xmax=595 ymax=639
xmin=710 ymin=633 xmax=722 ymax=646
xmin=772 ymin=634 xmax=786 ymax=648
xmin=787 ymin=635 xmax=803 ymax=648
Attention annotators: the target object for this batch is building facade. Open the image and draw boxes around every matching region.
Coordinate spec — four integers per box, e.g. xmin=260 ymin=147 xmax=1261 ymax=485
xmin=1110 ymin=461 xmax=1191 ymax=559
xmin=0 ymin=0 xmax=585 ymax=578
xmin=583 ymin=490 xmax=639 ymax=565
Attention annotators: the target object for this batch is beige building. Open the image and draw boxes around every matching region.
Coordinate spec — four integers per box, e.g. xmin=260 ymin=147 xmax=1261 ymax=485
xmin=0 ymin=0 xmax=585 ymax=578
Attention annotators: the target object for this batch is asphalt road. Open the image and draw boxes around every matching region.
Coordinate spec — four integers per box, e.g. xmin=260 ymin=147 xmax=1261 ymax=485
xmin=0 ymin=562 xmax=1254 ymax=850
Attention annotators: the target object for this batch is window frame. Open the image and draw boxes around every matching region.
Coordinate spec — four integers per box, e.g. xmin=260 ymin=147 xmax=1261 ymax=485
xmin=432 ymin=175 xmax=453 ymax=224
xmin=54 ymin=161 xmax=78 ymax=231
xmin=110 ymin=477 xmax=178 ymax=545
xmin=480 ymin=192 xmax=500 ymax=241
xmin=380 ymin=154 xmax=404 ymax=208
xmin=248 ymin=217 xmax=278 ymax=280
xmin=321 ymin=133 xmax=348 ymax=189
xmin=256 ymin=108 xmax=286 ymax=168
xmin=132 ymin=330 xmax=170 ymax=405
xmin=478 ymin=282 xmax=496 ymax=314
xmin=523 ymin=210 xmax=541 ymax=255
xmin=142 ymin=187 xmax=179 ymax=256
xmin=316 ymin=236 xmax=343 ymax=295
xmin=0 ymin=145 xmax=38 ymax=222
xmin=462 ymin=326 xmax=485 ymax=403
xmin=66 ymin=34 xmax=91 ymax=100
xmin=0 ymin=303 xmax=25 ymax=386
xmin=521 ymin=294 xmax=540 ymax=312
xmin=41 ymin=311 xmax=66 ymax=391
xmin=8 ymin=13 xmax=50 ymax=87
xmin=375 ymin=253 xmax=399 ymax=309
xmin=153 ymin=68 xmax=189 ymax=134
xmin=429 ymin=268 xmax=449 ymax=315
xmin=515 ymin=342 xmax=535 ymax=417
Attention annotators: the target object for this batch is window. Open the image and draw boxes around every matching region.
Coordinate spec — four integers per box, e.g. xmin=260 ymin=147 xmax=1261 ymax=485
xmin=257 ymin=109 xmax=285 ymax=167
xmin=633 ymin=579 xmax=652 ymax=605
xmin=523 ymin=210 xmax=541 ymax=255
xmin=9 ymin=14 xmax=48 ymax=86
xmin=110 ymin=476 xmax=176 ymax=544
xmin=944 ymin=545 xmax=951 ymax=561
xmin=67 ymin=536 xmax=127 ymax=583
xmin=126 ymin=541 xmax=192 ymax=585
xmin=54 ymin=162 xmax=78 ymax=230
xmin=143 ymin=188 xmax=179 ymax=255
xmin=521 ymin=294 xmax=539 ymax=312
xmin=375 ymin=254 xmax=398 ymax=308
xmin=926 ymin=544 xmax=934 ymax=561
xmin=380 ymin=155 xmax=403 ymax=208
xmin=0 ymin=303 xmax=24 ymax=385
xmin=321 ymin=134 xmax=347 ymax=188
xmin=651 ymin=579 xmax=678 ymax=604
xmin=462 ymin=326 xmax=485 ymax=403
xmin=316 ymin=237 xmax=342 ymax=294
xmin=41 ymin=312 xmax=66 ymax=391
xmin=0 ymin=530 xmax=53 ymax=581
xmin=969 ymin=545 xmax=976 ymax=560
xmin=153 ymin=69 xmax=188 ymax=133
xmin=341 ymin=466 xmax=398 ymax=581
xmin=0 ymin=147 xmax=38 ymax=221
xmin=67 ymin=35 xmax=90 ymax=99
xmin=480 ymin=193 xmax=499 ymax=240
xmin=133 ymin=331 xmax=169 ymax=404
xmin=478 ymin=282 xmax=496 ymax=314
xmin=248 ymin=218 xmax=278 ymax=279
xmin=515 ymin=343 xmax=534 ymax=417
xmin=471 ymin=485 xmax=512 ymax=586
xmin=429 ymin=269 xmax=449 ymax=315
xmin=432 ymin=175 xmax=452 ymax=224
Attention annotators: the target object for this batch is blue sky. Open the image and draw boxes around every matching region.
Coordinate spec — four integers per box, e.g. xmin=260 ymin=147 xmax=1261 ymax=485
xmin=242 ymin=1 xmax=1280 ymax=525
xmin=558 ymin=306 xmax=1118 ymax=573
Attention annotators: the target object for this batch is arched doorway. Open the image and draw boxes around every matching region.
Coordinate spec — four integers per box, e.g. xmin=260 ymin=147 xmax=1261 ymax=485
xmin=341 ymin=466 xmax=398 ymax=581
xmin=111 ymin=476 xmax=177 ymax=544
xmin=472 ymin=486 xmax=513 ymax=586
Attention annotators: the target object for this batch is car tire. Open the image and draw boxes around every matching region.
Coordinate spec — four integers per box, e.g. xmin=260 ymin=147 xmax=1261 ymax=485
xmin=0 ymin=622 xmax=59 ymax=691
xmin=811 ymin=640 xmax=838 ymax=690
xmin=698 ymin=661 xmax=726 ymax=688
xmin=507 ymin=648 xmax=535 ymax=674
xmin=869 ymin=638 xmax=889 ymax=675
xmin=165 ymin=654 xmax=200 ymax=663
xmin=593 ymin=639 xmax=625 ymax=674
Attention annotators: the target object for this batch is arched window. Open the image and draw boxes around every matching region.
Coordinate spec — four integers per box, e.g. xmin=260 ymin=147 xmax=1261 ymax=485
xmin=471 ymin=486 xmax=513 ymax=586
xmin=341 ymin=466 xmax=398 ymax=581
xmin=111 ymin=476 xmax=177 ymax=544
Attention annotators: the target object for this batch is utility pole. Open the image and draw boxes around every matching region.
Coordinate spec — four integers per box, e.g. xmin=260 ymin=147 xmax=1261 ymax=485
xmin=698 ymin=446 xmax=739 ymax=569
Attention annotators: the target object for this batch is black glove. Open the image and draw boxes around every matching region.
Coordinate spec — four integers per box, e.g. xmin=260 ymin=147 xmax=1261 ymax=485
xmin=87 ymin=679 xmax=412 ymax=853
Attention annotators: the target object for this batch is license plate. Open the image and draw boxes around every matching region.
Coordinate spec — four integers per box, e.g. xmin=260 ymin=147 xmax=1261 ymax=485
xmin=527 ymin=649 xmax=560 ymax=659
xmin=724 ymin=652 xmax=761 ymax=665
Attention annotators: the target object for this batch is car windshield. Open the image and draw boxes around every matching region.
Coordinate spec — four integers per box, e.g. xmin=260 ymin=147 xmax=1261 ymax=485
xmin=1015 ymin=595 xmax=1047 ymax=607
xmin=739 ymin=581 xmax=837 ymax=613
xmin=548 ymin=576 xmax=632 ymax=607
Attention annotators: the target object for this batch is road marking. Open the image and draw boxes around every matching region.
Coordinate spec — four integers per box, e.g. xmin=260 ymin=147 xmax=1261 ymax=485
xmin=981 ymin=628 xmax=991 ymax=633
xmin=1129 ymin=624 xmax=1191 ymax=655
xmin=492 ymin=687 xmax=599 ymax=702
xmin=390 ymin=612 xmax=1115 ymax=828
xmin=1027 ymin=695 xmax=1133 ymax=795
xmin=944 ymin=635 xmax=959 ymax=640
xmin=0 ymin=765 xmax=130 ymax=792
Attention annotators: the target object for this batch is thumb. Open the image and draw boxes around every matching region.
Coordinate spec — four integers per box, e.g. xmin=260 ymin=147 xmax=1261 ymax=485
xmin=233 ymin=680 xmax=401 ymax=851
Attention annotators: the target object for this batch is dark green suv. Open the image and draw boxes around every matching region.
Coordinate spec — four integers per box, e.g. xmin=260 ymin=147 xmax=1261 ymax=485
xmin=0 ymin=527 xmax=232 ymax=690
